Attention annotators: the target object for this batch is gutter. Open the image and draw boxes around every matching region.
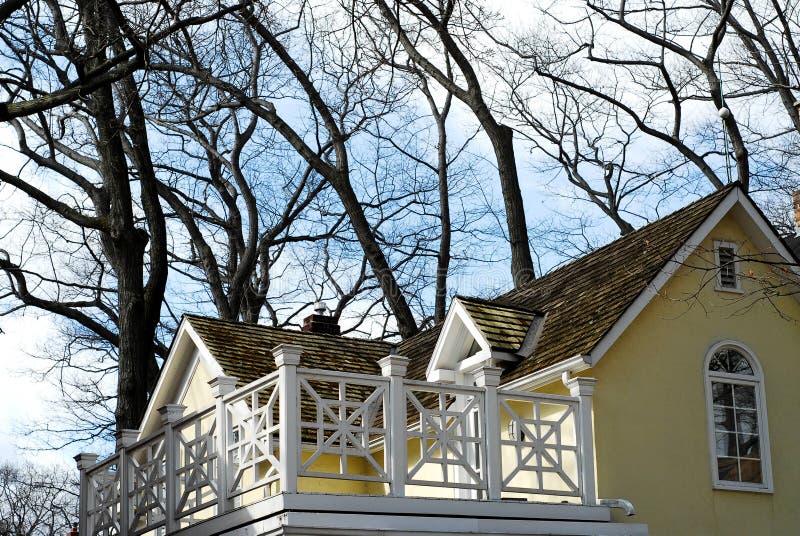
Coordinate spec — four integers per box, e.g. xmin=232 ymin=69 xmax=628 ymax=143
xmin=500 ymin=354 xmax=592 ymax=391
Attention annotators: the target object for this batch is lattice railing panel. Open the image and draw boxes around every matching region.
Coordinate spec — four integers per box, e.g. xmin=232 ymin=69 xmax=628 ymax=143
xmin=498 ymin=392 xmax=580 ymax=497
xmin=126 ymin=434 xmax=167 ymax=535
xmin=87 ymin=458 xmax=121 ymax=536
xmin=173 ymin=408 xmax=218 ymax=522
xmin=225 ymin=376 xmax=281 ymax=498
xmin=404 ymin=382 xmax=486 ymax=490
xmin=298 ymin=370 xmax=389 ymax=482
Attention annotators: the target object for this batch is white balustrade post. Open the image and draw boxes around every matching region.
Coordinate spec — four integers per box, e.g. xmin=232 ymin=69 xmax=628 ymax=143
xmin=75 ymin=453 xmax=99 ymax=536
xmin=378 ymin=355 xmax=409 ymax=497
xmin=474 ymin=366 xmax=503 ymax=500
xmin=209 ymin=375 xmax=238 ymax=514
xmin=115 ymin=430 xmax=137 ymax=536
xmin=273 ymin=344 xmax=302 ymax=494
xmin=159 ymin=404 xmax=186 ymax=533
xmin=565 ymin=376 xmax=598 ymax=506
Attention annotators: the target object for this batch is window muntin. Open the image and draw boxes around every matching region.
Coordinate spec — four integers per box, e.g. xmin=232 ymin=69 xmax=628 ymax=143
xmin=714 ymin=240 xmax=741 ymax=291
xmin=705 ymin=344 xmax=772 ymax=492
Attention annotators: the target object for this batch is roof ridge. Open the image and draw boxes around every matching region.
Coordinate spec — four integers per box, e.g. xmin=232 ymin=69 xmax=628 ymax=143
xmin=499 ymin=184 xmax=736 ymax=300
xmin=184 ymin=314 xmax=392 ymax=347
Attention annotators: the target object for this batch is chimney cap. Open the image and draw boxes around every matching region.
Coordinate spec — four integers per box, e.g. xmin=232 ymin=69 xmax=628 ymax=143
xmin=313 ymin=301 xmax=328 ymax=315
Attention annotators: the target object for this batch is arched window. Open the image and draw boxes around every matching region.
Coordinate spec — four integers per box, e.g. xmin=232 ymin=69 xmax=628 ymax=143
xmin=705 ymin=343 xmax=772 ymax=492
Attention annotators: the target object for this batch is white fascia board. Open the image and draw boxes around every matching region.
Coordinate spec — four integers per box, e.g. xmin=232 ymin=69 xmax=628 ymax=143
xmin=426 ymin=298 xmax=491 ymax=379
xmin=138 ymin=317 xmax=225 ymax=439
xmin=733 ymin=189 xmax=800 ymax=277
xmin=500 ymin=354 xmax=592 ymax=391
xmin=182 ymin=319 xmax=226 ymax=377
xmin=590 ymin=188 xmax=800 ymax=365
xmin=205 ymin=493 xmax=648 ymax=536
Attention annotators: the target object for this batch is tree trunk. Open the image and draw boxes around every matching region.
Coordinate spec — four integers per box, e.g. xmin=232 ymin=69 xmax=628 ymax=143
xmin=329 ymin=174 xmax=419 ymax=338
xmin=486 ymin=123 xmax=535 ymax=287
xmin=82 ymin=0 xmax=162 ymax=430
xmin=434 ymin=113 xmax=451 ymax=323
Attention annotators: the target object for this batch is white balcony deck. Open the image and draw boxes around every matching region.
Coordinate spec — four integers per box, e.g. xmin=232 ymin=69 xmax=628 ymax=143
xmin=76 ymin=345 xmax=647 ymax=536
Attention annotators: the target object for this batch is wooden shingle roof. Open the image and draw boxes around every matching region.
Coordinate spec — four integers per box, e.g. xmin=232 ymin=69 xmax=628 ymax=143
xmin=393 ymin=185 xmax=734 ymax=383
xmin=182 ymin=185 xmax=733 ymax=387
xmin=186 ymin=315 xmax=391 ymax=386
xmin=456 ymin=296 xmax=540 ymax=353
xmin=495 ymin=185 xmax=733 ymax=382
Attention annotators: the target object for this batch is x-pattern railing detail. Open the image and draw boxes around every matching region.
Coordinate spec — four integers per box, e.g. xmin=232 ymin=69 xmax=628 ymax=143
xmin=298 ymin=372 xmax=389 ymax=482
xmin=226 ymin=379 xmax=281 ymax=497
xmin=405 ymin=386 xmax=486 ymax=490
xmin=174 ymin=411 xmax=218 ymax=520
xmin=127 ymin=436 xmax=167 ymax=534
xmin=499 ymin=394 xmax=580 ymax=497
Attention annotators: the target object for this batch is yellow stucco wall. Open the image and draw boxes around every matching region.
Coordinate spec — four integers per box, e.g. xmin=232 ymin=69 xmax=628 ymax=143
xmin=180 ymin=355 xmax=214 ymax=415
xmin=565 ymin=213 xmax=800 ymax=535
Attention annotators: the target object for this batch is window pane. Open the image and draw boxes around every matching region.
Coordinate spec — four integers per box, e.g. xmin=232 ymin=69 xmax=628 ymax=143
xmin=712 ymin=382 xmax=733 ymax=406
xmin=736 ymin=409 xmax=759 ymax=435
xmin=714 ymin=407 xmax=735 ymax=431
xmin=709 ymin=349 xmax=753 ymax=375
xmin=717 ymin=457 xmax=740 ymax=482
xmin=738 ymin=434 xmax=761 ymax=459
xmin=739 ymin=459 xmax=763 ymax=484
xmin=716 ymin=432 xmax=738 ymax=457
xmin=734 ymin=385 xmax=756 ymax=409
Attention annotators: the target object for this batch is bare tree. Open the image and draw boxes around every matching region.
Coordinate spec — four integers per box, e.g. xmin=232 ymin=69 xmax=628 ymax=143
xmin=0 ymin=0 xmax=244 ymax=121
xmin=0 ymin=462 xmax=77 ymax=536
xmin=0 ymin=0 xmax=208 ymax=429
xmin=367 ymin=0 xmax=536 ymax=287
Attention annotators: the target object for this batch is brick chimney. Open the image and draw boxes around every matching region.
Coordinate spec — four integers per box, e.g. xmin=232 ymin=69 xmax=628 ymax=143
xmin=301 ymin=302 xmax=340 ymax=335
xmin=67 ymin=524 xmax=78 ymax=536
xmin=793 ymin=190 xmax=800 ymax=235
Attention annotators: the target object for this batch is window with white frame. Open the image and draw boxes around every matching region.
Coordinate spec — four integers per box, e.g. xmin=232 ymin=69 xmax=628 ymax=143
xmin=714 ymin=240 xmax=741 ymax=291
xmin=705 ymin=343 xmax=772 ymax=492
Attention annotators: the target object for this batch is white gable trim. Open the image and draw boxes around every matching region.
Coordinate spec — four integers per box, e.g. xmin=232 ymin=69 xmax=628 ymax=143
xmin=589 ymin=186 xmax=796 ymax=366
xmin=426 ymin=298 xmax=492 ymax=381
xmin=733 ymin=189 xmax=800 ymax=271
xmin=138 ymin=317 xmax=225 ymax=438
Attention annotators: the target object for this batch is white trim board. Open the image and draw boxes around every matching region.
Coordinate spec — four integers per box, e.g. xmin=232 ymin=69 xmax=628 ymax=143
xmin=138 ymin=317 xmax=226 ymax=438
xmin=588 ymin=187 xmax=797 ymax=366
xmin=426 ymin=298 xmax=494 ymax=381
xmin=501 ymin=186 xmax=799 ymax=390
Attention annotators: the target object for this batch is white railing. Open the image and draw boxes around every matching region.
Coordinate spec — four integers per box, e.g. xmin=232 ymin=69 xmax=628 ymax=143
xmin=76 ymin=346 xmax=598 ymax=536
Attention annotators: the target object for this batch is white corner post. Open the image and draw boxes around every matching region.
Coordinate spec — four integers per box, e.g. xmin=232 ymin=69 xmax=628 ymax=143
xmin=565 ymin=376 xmax=598 ymax=506
xmin=75 ymin=453 xmax=99 ymax=536
xmin=474 ymin=366 xmax=503 ymax=501
xmin=115 ymin=430 xmax=137 ymax=536
xmin=159 ymin=404 xmax=186 ymax=533
xmin=379 ymin=354 xmax=410 ymax=497
xmin=209 ymin=375 xmax=238 ymax=514
xmin=273 ymin=344 xmax=302 ymax=494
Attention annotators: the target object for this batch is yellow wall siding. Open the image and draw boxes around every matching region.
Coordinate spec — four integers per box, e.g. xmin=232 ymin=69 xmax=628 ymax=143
xmin=581 ymin=213 xmax=800 ymax=535
xmin=179 ymin=355 xmax=215 ymax=415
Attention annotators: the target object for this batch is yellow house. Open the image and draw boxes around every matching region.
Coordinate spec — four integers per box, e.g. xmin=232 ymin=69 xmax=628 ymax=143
xmin=75 ymin=184 xmax=799 ymax=536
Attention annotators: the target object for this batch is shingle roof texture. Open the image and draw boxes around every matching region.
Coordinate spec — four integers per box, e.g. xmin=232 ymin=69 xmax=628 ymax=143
xmin=495 ymin=185 xmax=731 ymax=382
xmin=186 ymin=315 xmax=390 ymax=385
xmin=183 ymin=186 xmax=732 ymax=387
xmin=456 ymin=296 xmax=539 ymax=352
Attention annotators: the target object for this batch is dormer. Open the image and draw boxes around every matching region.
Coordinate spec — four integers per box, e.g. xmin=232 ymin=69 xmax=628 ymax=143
xmin=426 ymin=296 xmax=545 ymax=383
